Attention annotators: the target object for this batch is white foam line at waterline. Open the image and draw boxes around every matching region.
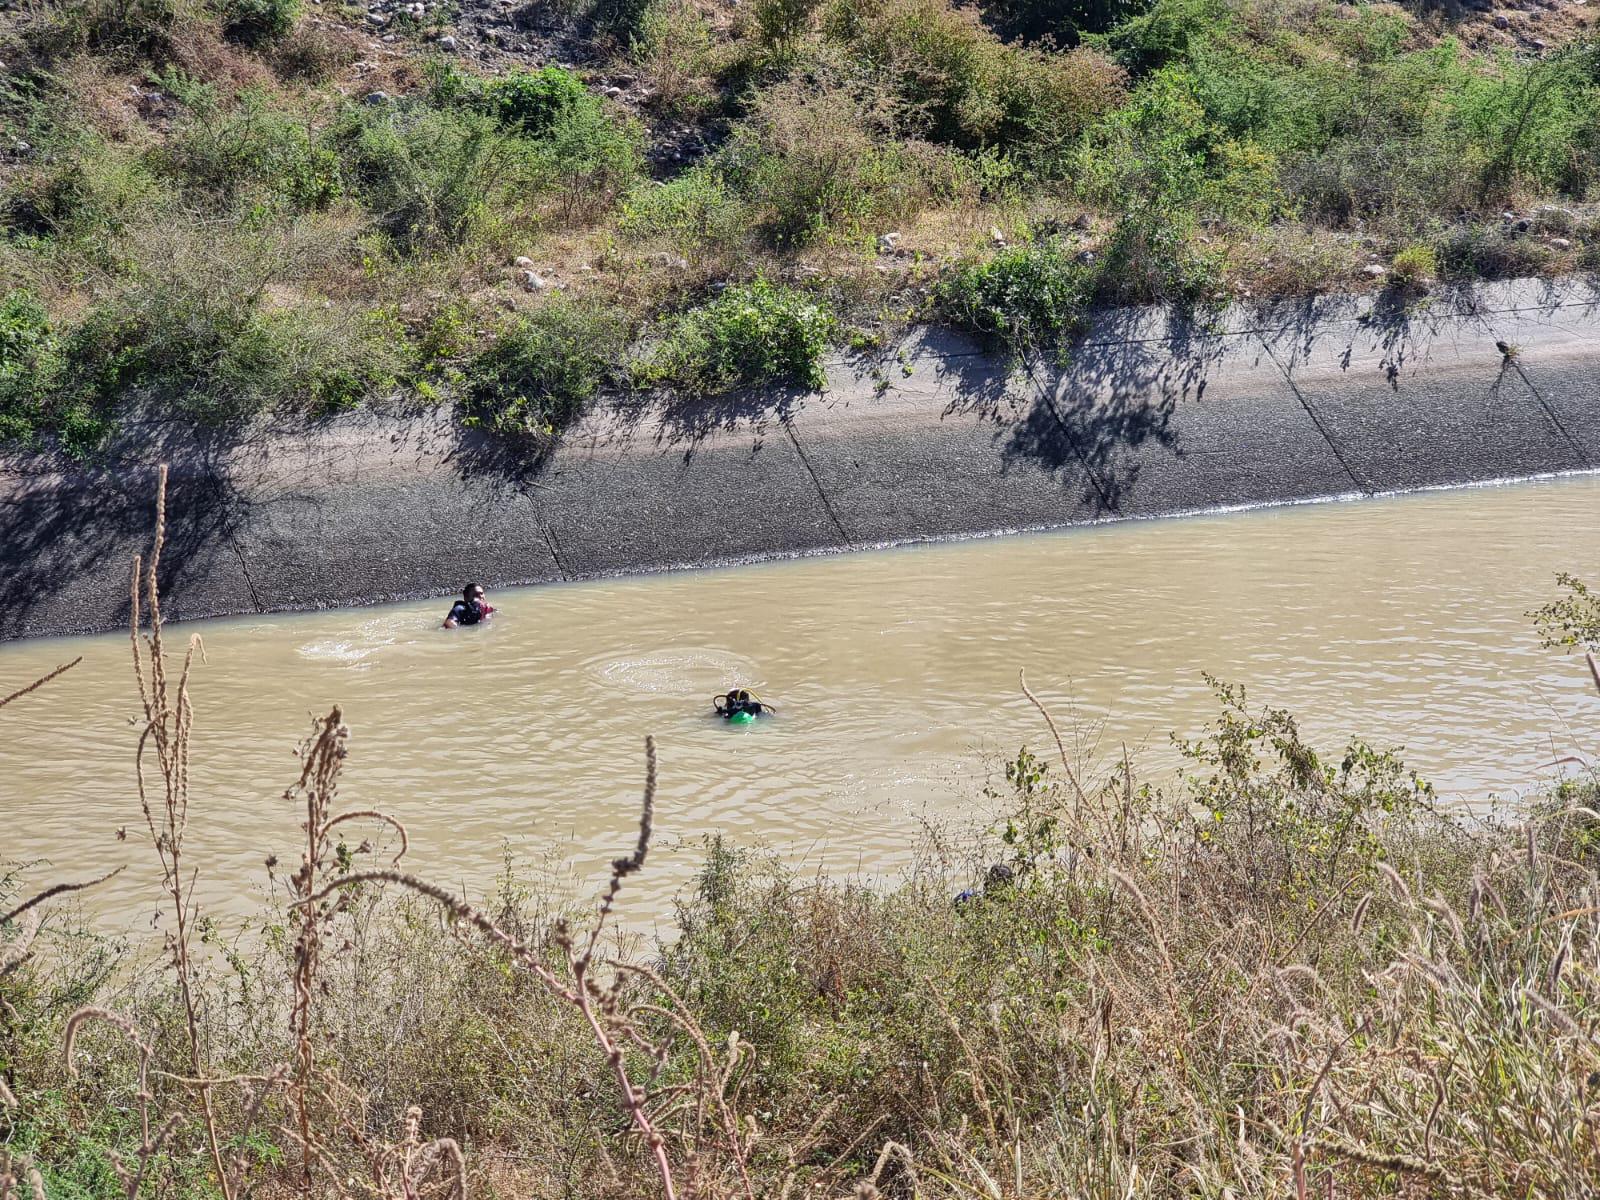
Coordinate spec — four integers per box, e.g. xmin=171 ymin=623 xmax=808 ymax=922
xmin=41 ymin=466 xmax=1595 ymax=636
xmin=503 ymin=465 xmax=1600 ymax=597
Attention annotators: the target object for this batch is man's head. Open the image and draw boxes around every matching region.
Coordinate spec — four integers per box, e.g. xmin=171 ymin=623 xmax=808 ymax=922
xmin=463 ymin=583 xmax=486 ymax=604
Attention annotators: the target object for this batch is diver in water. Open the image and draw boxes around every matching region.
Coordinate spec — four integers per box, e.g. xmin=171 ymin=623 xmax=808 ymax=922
xmin=442 ymin=583 xmax=495 ymax=629
xmin=713 ymin=688 xmax=769 ymax=720
xmin=954 ymin=863 xmax=1017 ymax=906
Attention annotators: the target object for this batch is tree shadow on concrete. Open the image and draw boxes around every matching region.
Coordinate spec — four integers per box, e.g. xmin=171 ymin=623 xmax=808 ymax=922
xmin=649 ymin=384 xmax=811 ymax=462
xmin=1249 ymin=276 xmax=1600 ymax=388
xmin=1007 ymin=317 xmax=1255 ymax=514
xmin=434 ymin=415 xmax=552 ymax=497
xmin=0 ymin=423 xmax=256 ymax=639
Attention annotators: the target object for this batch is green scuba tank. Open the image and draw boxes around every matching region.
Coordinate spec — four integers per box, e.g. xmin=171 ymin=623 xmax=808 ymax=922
xmin=727 ymin=710 xmax=756 ymax=726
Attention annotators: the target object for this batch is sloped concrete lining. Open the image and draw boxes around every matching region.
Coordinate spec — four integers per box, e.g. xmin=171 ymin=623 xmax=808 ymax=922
xmin=1258 ymin=309 xmax=1591 ymax=492
xmin=1473 ymin=309 xmax=1600 ymax=464
xmin=0 ymin=457 xmax=259 ymax=639
xmin=783 ymin=329 xmax=1106 ymax=543
xmin=1 ymin=277 xmax=1596 ymax=641
xmin=537 ymin=391 xmax=848 ymax=576
xmin=214 ymin=411 xmax=565 ymax=613
xmin=1029 ymin=328 xmax=1358 ymax=516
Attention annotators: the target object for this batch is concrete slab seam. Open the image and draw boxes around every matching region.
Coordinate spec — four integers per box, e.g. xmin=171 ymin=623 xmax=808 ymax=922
xmin=1508 ymin=359 xmax=1592 ymax=469
xmin=226 ymin=535 xmax=266 ymax=613
xmin=1022 ymin=353 xmax=1116 ymax=512
xmin=1253 ymin=333 xmax=1369 ymax=494
xmin=780 ymin=417 xmax=854 ymax=546
xmin=519 ymin=485 xmax=572 ymax=581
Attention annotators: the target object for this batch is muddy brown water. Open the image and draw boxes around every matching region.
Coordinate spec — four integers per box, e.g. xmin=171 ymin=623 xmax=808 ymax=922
xmin=4 ymin=475 xmax=1598 ymax=935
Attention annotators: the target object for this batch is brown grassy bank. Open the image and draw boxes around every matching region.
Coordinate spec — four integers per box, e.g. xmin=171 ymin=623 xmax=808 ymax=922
xmin=5 ymin=0 xmax=1600 ymax=454
xmin=2 ymin=479 xmax=1600 ymax=1199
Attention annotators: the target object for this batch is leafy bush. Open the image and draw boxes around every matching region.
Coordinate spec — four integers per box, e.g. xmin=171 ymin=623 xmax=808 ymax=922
xmin=531 ymin=92 xmax=644 ymax=221
xmin=981 ymin=0 xmax=1142 ymax=43
xmin=34 ymin=0 xmax=186 ymax=62
xmin=586 ymin=0 xmax=654 ymax=42
xmin=1096 ymin=0 xmax=1225 ymax=74
xmin=619 ymin=169 xmax=745 ymax=245
xmin=1072 ymin=71 xmax=1263 ymax=303
xmin=159 ymin=90 xmax=341 ymax=212
xmin=463 ymin=301 xmax=627 ymax=443
xmin=1531 ymin=572 xmax=1600 ymax=653
xmin=270 ymin=19 xmax=357 ymax=80
xmin=330 ymin=104 xmax=536 ymax=253
xmin=940 ymin=238 xmax=1092 ymax=355
xmin=633 ymin=278 xmax=836 ymax=393
xmin=1433 ymin=223 xmax=1555 ymax=281
xmin=1388 ymin=242 xmax=1436 ymax=290
xmin=4 ymin=146 xmax=160 ymax=241
xmin=630 ymin=0 xmax=719 ymax=114
xmin=489 ymin=67 xmax=592 ymax=136
xmin=0 ymin=290 xmax=107 ymax=453
xmin=826 ymin=0 xmax=1126 ymax=165
xmin=413 ymin=66 xmax=640 ymax=223
xmin=753 ymin=0 xmax=823 ymax=49
xmin=715 ymin=78 xmax=970 ymax=247
xmin=1454 ymin=42 xmax=1600 ymax=201
xmin=64 ymin=227 xmax=408 ymax=421
xmin=222 ymin=0 xmax=301 ymax=45
xmin=1179 ymin=677 xmax=1434 ymax=903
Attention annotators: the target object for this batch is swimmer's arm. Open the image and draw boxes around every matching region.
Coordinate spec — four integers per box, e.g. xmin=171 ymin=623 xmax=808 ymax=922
xmin=442 ymin=615 xmax=458 ymax=628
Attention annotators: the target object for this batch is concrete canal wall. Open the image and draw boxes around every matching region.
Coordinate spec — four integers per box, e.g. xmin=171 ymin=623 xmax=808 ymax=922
xmin=2 ymin=275 xmax=1595 ymax=640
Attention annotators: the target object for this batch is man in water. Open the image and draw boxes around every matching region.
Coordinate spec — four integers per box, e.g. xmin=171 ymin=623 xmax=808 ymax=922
xmin=442 ymin=583 xmax=495 ymax=628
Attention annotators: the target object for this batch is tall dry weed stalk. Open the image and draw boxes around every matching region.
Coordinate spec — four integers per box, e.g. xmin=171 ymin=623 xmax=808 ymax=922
xmin=125 ymin=464 xmax=234 ymax=1199
xmin=298 ymin=735 xmax=758 ymax=1200
xmin=282 ymin=705 xmax=412 ymax=1197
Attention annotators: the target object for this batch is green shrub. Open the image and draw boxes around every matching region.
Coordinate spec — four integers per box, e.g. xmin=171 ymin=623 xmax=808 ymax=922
xmin=270 ymin=20 xmax=357 ymax=80
xmin=1388 ymin=242 xmax=1436 ymax=290
xmin=463 ymin=301 xmax=627 ymax=443
xmin=0 ymin=289 xmax=99 ymax=452
xmin=1433 ymin=223 xmax=1555 ymax=281
xmin=587 ymin=0 xmax=654 ymax=42
xmin=64 ymin=229 xmax=409 ymax=422
xmin=633 ymin=278 xmax=836 ymax=393
xmin=159 ymin=91 xmax=341 ymax=212
xmin=489 ymin=67 xmax=591 ymax=136
xmin=619 ymin=169 xmax=744 ymax=245
xmin=222 ymin=0 xmax=301 ymax=45
xmin=1096 ymin=0 xmax=1225 ymax=74
xmin=939 ymin=238 xmax=1091 ymax=355
xmin=36 ymin=0 xmax=186 ymax=62
xmin=330 ymin=104 xmax=536 ymax=253
xmin=1531 ymin=572 xmax=1600 ymax=654
xmin=981 ymin=0 xmax=1142 ymax=43
xmin=1179 ymin=677 xmax=1434 ymax=904
xmin=532 ymin=93 xmax=644 ymax=220
xmin=714 ymin=78 xmax=969 ymax=247
xmin=825 ymin=0 xmax=1125 ymax=170
xmin=1455 ymin=42 xmax=1600 ymax=201
xmin=4 ymin=146 xmax=160 ymax=241
xmin=630 ymin=0 xmax=719 ymax=115
xmin=411 ymin=66 xmax=639 ymax=223
xmin=753 ymin=0 xmax=823 ymax=49
xmin=1072 ymin=71 xmax=1261 ymax=304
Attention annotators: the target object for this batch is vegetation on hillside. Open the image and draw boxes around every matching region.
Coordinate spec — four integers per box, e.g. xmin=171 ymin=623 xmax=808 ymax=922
xmin=2 ymin=0 xmax=1599 ymax=451
xmin=3 ymin=487 xmax=1600 ymax=1198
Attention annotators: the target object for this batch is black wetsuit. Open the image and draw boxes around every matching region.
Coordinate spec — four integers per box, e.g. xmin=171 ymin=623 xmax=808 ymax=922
xmin=720 ymin=694 xmax=764 ymax=719
xmin=446 ymin=599 xmax=488 ymax=626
